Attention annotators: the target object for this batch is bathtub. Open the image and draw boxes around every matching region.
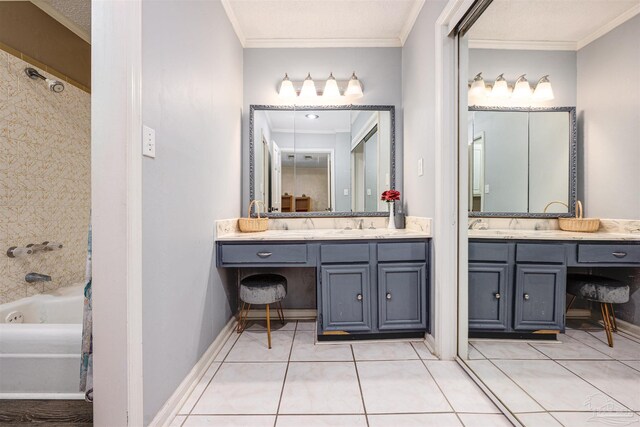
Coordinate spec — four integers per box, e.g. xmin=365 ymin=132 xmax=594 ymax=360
xmin=0 ymin=283 xmax=85 ymax=399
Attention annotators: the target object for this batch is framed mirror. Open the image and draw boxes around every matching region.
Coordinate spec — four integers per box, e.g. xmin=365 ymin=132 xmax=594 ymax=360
xmin=468 ymin=106 xmax=577 ymax=217
xmin=250 ymin=105 xmax=395 ymax=217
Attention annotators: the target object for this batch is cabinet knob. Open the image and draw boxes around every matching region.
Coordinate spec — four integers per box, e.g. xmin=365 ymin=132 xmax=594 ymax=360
xmin=524 ymin=293 xmax=530 ymax=300
xmin=612 ymin=252 xmax=627 ymax=258
xmin=386 ymin=292 xmax=392 ymax=300
xmin=494 ymin=293 xmax=501 ymax=300
xmin=356 ymin=293 xmax=363 ymax=301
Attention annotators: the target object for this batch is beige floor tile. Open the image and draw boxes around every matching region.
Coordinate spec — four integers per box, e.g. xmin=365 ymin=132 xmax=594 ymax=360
xmin=566 ymin=330 xmax=640 ymax=360
xmin=289 ymin=331 xmax=353 ymax=362
xmin=276 ymin=415 xmax=367 ymax=427
xmin=515 ymin=412 xmax=562 ymax=427
xmin=183 ymin=415 xmax=276 ymax=426
xmin=425 ymin=361 xmax=499 ymax=413
xmin=352 ymin=341 xmax=420 ymax=361
xmin=213 ymin=333 xmax=241 ymax=362
xmin=192 ymin=363 xmax=286 ymax=415
xmin=471 ymin=341 xmax=548 ymax=359
xmin=457 ymin=413 xmax=513 ymax=427
xmin=245 ymin=320 xmax=297 ymax=332
xmin=296 ymin=320 xmax=317 ymax=331
xmin=179 ymin=362 xmax=221 ymax=414
xmin=468 ymin=344 xmax=485 ymax=360
xmin=622 ymin=360 xmax=640 ymax=372
xmin=279 ymin=361 xmax=364 ymax=414
xmin=169 ymin=415 xmax=186 ymax=427
xmin=531 ymin=334 xmax=611 ymax=360
xmin=550 ymin=411 xmax=640 ymax=427
xmin=225 ymin=331 xmax=294 ymax=362
xmin=368 ymin=413 xmax=462 ymax=427
xmin=357 ymin=360 xmax=452 ymax=413
xmin=494 ymin=360 xmax=628 ymax=411
xmin=412 ymin=341 xmax=438 ymax=360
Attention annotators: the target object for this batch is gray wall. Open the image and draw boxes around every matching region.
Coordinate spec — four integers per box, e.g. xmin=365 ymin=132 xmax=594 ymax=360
xmin=141 ymin=1 xmax=242 ymax=424
xmin=243 ymin=47 xmax=403 ymax=214
xmin=577 ymin=15 xmax=640 ymax=220
xmin=468 ymin=49 xmax=577 ymax=108
xmin=402 ymin=0 xmax=448 ymax=218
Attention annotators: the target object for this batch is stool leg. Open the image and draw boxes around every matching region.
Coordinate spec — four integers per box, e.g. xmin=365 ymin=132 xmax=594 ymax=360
xmin=608 ymin=303 xmax=618 ymax=332
xmin=266 ymin=304 xmax=272 ymax=349
xmin=600 ymin=303 xmax=614 ymax=347
xmin=276 ymin=301 xmax=285 ymax=325
xmin=566 ymin=295 xmax=577 ymax=311
xmin=237 ymin=302 xmax=251 ymax=333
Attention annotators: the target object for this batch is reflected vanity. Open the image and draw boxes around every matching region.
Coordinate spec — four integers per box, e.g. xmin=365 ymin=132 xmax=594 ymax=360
xmin=250 ymin=105 xmax=395 ymax=216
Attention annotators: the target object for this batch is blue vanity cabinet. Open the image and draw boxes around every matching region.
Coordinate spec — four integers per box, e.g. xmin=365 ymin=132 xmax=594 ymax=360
xmin=513 ymin=264 xmax=566 ymax=331
xmin=468 ymin=263 xmax=510 ymax=331
xmin=378 ymin=263 xmax=427 ymax=331
xmin=321 ymin=265 xmax=373 ymax=332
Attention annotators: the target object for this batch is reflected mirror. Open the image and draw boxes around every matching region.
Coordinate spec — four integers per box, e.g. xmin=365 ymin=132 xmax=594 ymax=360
xmin=468 ymin=107 xmax=576 ymax=217
xmin=250 ymin=105 xmax=395 ymax=216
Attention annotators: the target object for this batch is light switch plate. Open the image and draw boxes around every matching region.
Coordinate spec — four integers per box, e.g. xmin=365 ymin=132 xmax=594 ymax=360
xmin=418 ymin=158 xmax=424 ymax=176
xmin=367 ymin=189 xmax=372 ymax=196
xmin=343 ymin=189 xmax=349 ymax=196
xmin=143 ymin=125 xmax=156 ymax=158
xmin=484 ymin=184 xmax=490 ymax=194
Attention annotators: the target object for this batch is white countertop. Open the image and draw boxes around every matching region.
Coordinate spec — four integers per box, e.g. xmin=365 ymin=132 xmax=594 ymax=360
xmin=216 ymin=228 xmax=431 ymax=241
xmin=468 ymin=229 xmax=640 ymax=241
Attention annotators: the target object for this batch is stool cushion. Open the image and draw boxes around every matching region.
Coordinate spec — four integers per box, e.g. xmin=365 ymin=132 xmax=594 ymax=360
xmin=567 ymin=274 xmax=630 ymax=304
xmin=240 ymin=274 xmax=287 ymax=305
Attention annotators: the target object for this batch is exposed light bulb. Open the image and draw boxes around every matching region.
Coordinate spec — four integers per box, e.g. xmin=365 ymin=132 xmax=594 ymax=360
xmin=323 ymin=72 xmax=341 ymax=98
xmin=300 ymin=73 xmax=317 ymax=98
xmin=533 ymin=75 xmax=554 ymax=101
xmin=278 ymin=73 xmax=296 ymax=98
xmin=490 ymin=74 xmax=510 ymax=98
xmin=344 ymin=72 xmax=363 ymax=98
xmin=512 ymin=74 xmax=532 ymax=99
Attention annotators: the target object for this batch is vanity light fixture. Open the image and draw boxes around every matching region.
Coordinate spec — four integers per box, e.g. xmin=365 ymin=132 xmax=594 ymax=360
xmin=490 ymin=73 xmax=510 ymax=98
xmin=468 ymin=72 xmax=486 ymax=98
xmin=512 ymin=74 xmax=532 ymax=99
xmin=323 ymin=72 xmax=341 ymax=98
xmin=278 ymin=73 xmax=297 ymax=99
xmin=344 ymin=72 xmax=364 ymax=98
xmin=533 ymin=75 xmax=554 ymax=101
xmin=305 ymin=113 xmax=319 ymax=119
xmin=299 ymin=73 xmax=317 ymax=98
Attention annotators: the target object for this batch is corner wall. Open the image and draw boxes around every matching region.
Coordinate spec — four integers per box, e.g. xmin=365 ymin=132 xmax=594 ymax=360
xmin=141 ymin=0 xmax=242 ymax=423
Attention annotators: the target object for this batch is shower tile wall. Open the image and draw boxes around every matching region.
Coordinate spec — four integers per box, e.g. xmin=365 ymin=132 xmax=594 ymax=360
xmin=0 ymin=50 xmax=90 ymax=305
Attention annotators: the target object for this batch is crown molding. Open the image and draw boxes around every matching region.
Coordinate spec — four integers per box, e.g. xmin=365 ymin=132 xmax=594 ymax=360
xmin=399 ymin=0 xmax=426 ymax=45
xmin=244 ymin=38 xmax=402 ymax=48
xmin=221 ymin=0 xmax=247 ymax=47
xmin=577 ymin=3 xmax=640 ymax=50
xmin=30 ymin=0 xmax=91 ymax=44
xmin=468 ymin=39 xmax=577 ymax=51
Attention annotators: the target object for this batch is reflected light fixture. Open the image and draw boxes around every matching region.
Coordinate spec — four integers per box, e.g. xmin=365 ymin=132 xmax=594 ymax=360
xmin=323 ymin=72 xmax=341 ymax=98
xmin=490 ymin=73 xmax=510 ymax=98
xmin=300 ymin=73 xmax=317 ymax=98
xmin=468 ymin=72 xmax=486 ymax=98
xmin=512 ymin=74 xmax=532 ymax=99
xmin=305 ymin=113 xmax=319 ymax=119
xmin=344 ymin=72 xmax=363 ymax=98
xmin=278 ymin=73 xmax=296 ymax=98
xmin=533 ymin=75 xmax=554 ymax=101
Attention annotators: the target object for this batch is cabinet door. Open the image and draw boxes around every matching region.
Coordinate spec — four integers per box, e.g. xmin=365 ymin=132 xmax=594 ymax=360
xmin=514 ymin=265 xmax=566 ymax=331
xmin=321 ymin=265 xmax=372 ymax=332
xmin=468 ymin=263 xmax=509 ymax=331
xmin=378 ymin=263 xmax=427 ymax=331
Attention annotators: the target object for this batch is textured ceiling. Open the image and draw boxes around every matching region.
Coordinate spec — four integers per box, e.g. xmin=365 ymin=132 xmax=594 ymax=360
xmin=222 ymin=0 xmax=425 ymax=47
xmin=468 ymin=0 xmax=640 ymax=49
xmin=32 ymin=0 xmax=91 ymax=42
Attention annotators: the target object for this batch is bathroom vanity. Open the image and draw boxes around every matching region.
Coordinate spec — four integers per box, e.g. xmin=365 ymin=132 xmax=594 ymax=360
xmin=216 ymin=222 xmax=432 ymax=339
xmin=468 ymin=228 xmax=640 ymax=337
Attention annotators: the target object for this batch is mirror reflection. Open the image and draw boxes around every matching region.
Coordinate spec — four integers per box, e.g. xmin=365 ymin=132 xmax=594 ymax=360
xmin=468 ymin=107 xmax=575 ymax=216
xmin=251 ymin=107 xmax=394 ymax=215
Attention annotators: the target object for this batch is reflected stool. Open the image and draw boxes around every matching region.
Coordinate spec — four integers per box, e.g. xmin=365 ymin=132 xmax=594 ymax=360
xmin=237 ymin=274 xmax=287 ymax=349
xmin=567 ymin=274 xmax=630 ymax=347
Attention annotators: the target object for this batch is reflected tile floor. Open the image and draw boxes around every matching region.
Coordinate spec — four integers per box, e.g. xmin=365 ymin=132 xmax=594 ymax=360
xmin=470 ymin=327 xmax=640 ymax=427
xmin=170 ymin=320 xmax=509 ymax=427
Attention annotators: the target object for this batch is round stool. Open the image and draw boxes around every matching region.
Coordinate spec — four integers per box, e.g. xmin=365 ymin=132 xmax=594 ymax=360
xmin=238 ymin=274 xmax=287 ymax=349
xmin=567 ymin=274 xmax=630 ymax=347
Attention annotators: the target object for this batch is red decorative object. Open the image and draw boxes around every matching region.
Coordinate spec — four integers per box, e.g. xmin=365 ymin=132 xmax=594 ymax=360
xmin=381 ymin=190 xmax=400 ymax=202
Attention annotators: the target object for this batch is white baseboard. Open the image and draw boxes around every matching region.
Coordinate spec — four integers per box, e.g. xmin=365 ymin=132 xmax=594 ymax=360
xmin=425 ymin=333 xmax=437 ymax=357
xmin=149 ymin=317 xmax=237 ymax=427
xmin=617 ymin=318 xmax=640 ymax=340
xmin=245 ymin=308 xmax=316 ymax=320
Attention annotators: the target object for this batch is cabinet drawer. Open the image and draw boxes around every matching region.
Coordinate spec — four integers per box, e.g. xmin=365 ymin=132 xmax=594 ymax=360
xmin=469 ymin=242 xmax=509 ymax=262
xmin=377 ymin=242 xmax=426 ymax=262
xmin=321 ymin=244 xmax=370 ymax=264
xmin=516 ymin=244 xmax=566 ymax=264
xmin=220 ymin=244 xmax=307 ymax=264
xmin=577 ymin=244 xmax=640 ymax=264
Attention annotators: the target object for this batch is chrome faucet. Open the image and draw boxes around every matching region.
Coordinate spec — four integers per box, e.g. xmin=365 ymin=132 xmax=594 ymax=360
xmin=468 ymin=219 xmax=488 ymax=230
xmin=25 ymin=273 xmax=51 ymax=283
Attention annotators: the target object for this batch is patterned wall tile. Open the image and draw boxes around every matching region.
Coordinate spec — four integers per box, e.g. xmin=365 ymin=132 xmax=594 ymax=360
xmin=1 ymin=53 xmax=90 ymax=305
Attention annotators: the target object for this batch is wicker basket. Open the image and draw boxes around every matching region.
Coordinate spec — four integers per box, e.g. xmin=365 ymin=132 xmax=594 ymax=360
xmin=558 ymin=201 xmax=600 ymax=232
xmin=238 ymin=200 xmax=268 ymax=233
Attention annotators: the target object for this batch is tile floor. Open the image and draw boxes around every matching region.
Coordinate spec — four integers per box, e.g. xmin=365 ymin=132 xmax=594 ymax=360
xmin=467 ymin=325 xmax=640 ymax=427
xmin=170 ymin=320 xmax=512 ymax=427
